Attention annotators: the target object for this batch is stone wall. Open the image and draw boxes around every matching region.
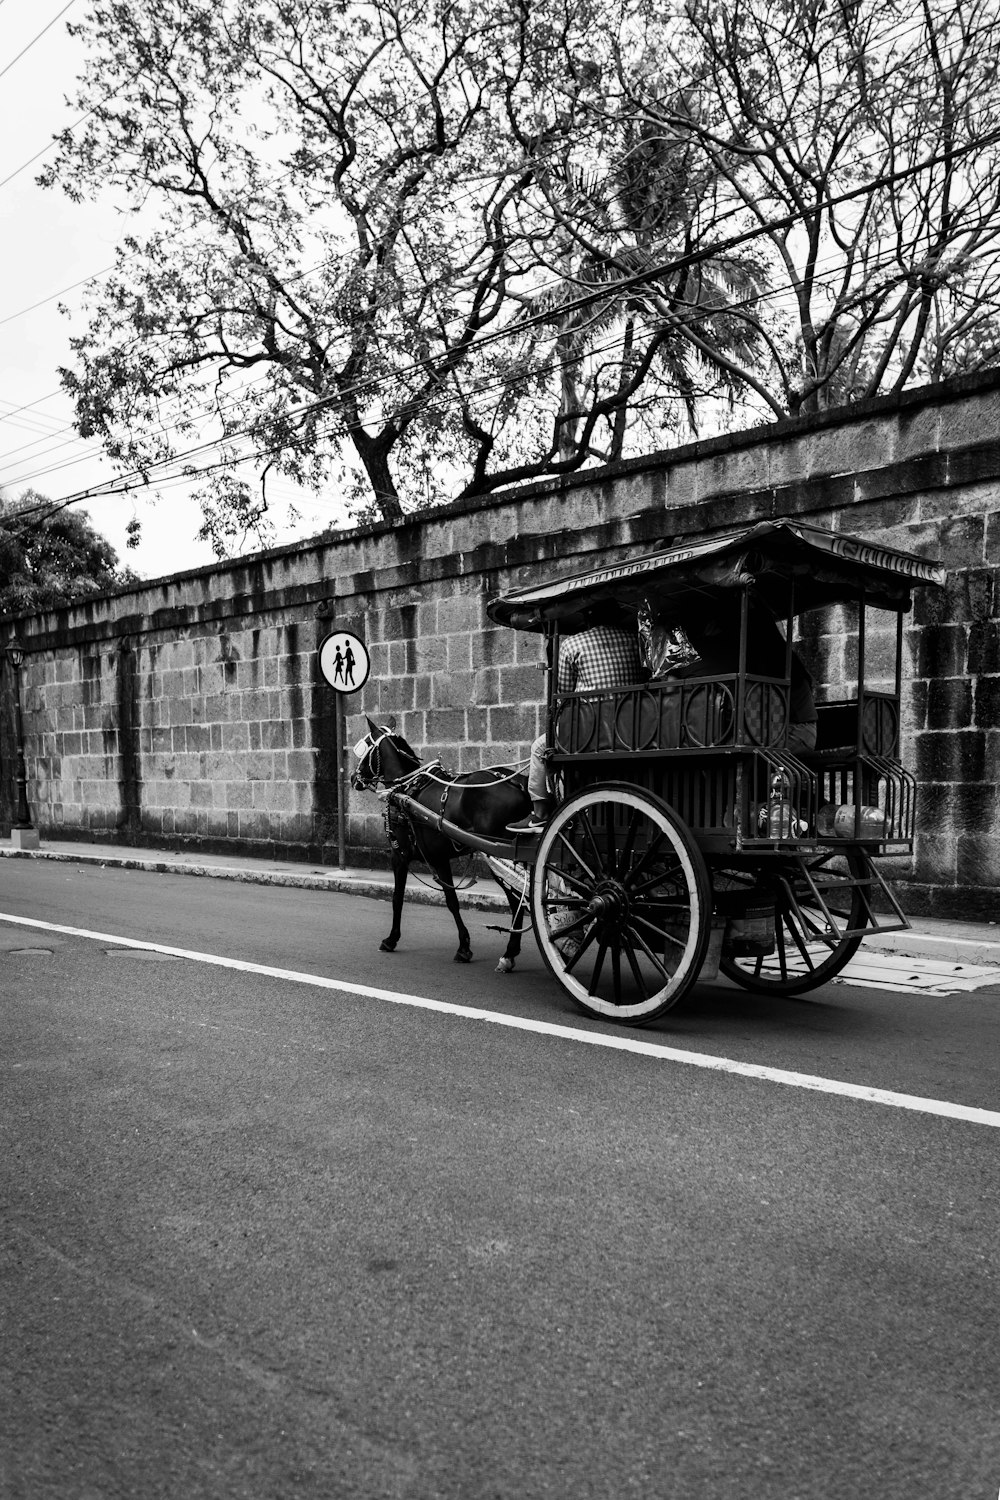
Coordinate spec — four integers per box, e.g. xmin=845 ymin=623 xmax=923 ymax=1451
xmin=2 ymin=368 xmax=999 ymax=919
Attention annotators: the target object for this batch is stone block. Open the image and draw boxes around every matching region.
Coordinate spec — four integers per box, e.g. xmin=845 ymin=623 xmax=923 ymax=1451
xmin=402 ymin=711 xmax=426 ymax=745
xmin=414 ymin=636 xmax=448 ymax=673
xmin=437 ymin=592 xmax=483 ymax=634
xmin=973 ymin=676 xmax=1000 ymax=730
xmin=984 ymin=509 xmax=1000 ymax=563
xmin=431 ymin=670 xmax=475 ymax=708
xmin=967 ymin=620 xmax=1000 ymax=676
xmin=447 ymin=634 xmax=473 ymax=673
xmin=915 ymin=728 xmax=987 ymax=783
xmin=913 ymin=835 xmax=953 ymax=885
xmin=915 ymin=624 xmax=966 ymax=679
xmin=925 ymin=678 xmax=973 ymax=732
xmin=426 ymin=708 xmax=467 ymax=743
xmin=488 ymin=704 xmax=539 ymax=743
xmin=957 ymin=833 xmax=1000 ymax=889
xmin=952 ymin=782 xmax=1000 ymax=834
xmin=464 ymin=706 xmax=487 ymax=743
xmin=379 ymin=676 xmax=416 ymax=713
xmin=473 ymin=630 xmax=514 ymax=669
xmin=498 ymin=664 xmax=546 ymax=704
xmin=260 ymin=720 xmax=290 ymax=750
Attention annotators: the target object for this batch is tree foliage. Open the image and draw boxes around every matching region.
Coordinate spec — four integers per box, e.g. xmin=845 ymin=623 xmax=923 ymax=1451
xmin=0 ymin=493 xmax=137 ymax=617
xmin=41 ymin=0 xmax=769 ymax=541
xmin=619 ymin=0 xmax=1000 ymax=415
xmin=41 ymin=0 xmax=1000 ymax=544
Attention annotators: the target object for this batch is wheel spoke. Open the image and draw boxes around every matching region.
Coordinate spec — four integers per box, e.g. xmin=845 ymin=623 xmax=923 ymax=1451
xmin=620 ymin=929 xmax=650 ymax=1000
xmin=588 ymin=933 xmax=609 ymax=996
xmin=624 ymin=831 xmax=671 ymax=887
xmin=564 ymin=923 xmax=598 ymax=975
xmin=781 ymin=911 xmax=815 ymax=969
xmin=611 ymin=941 xmax=623 ymax=1004
xmin=628 ymin=923 xmax=674 ymax=982
xmin=631 ymin=910 xmax=682 ymax=948
xmin=628 ymin=864 xmax=685 ymax=901
xmin=555 ymin=829 xmax=598 ymax=883
xmin=618 ymin=809 xmax=643 ymax=882
xmin=579 ymin=810 xmax=606 ymax=876
xmin=548 ymin=866 xmax=597 ymax=901
xmin=775 ymin=918 xmax=789 ymax=980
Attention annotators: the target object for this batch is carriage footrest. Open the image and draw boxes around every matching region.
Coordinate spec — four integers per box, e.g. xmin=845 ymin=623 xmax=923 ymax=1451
xmin=782 ymin=851 xmax=910 ymax=942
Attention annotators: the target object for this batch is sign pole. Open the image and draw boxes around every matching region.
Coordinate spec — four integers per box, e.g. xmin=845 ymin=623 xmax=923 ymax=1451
xmin=317 ymin=627 xmax=371 ymax=874
xmin=335 ymin=689 xmax=346 ymax=870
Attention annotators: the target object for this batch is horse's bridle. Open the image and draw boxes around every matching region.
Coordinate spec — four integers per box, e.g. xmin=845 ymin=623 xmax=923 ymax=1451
xmin=351 ymin=726 xmax=423 ymax=792
xmin=351 ymin=727 xmax=392 ymax=791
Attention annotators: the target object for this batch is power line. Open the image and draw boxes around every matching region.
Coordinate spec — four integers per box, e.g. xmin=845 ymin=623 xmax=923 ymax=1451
xmin=0 ymin=0 xmax=75 ymax=85
xmin=19 ymin=182 xmax=1000 ymax=523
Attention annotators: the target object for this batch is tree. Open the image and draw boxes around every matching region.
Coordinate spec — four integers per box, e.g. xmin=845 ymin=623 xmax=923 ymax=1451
xmin=41 ymin=0 xmax=765 ymax=544
xmin=617 ymin=0 xmax=1000 ymax=417
xmin=0 ymin=493 xmax=137 ymax=617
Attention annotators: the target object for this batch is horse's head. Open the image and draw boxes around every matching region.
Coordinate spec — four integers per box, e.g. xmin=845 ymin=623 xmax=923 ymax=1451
xmin=350 ymin=716 xmax=422 ymax=791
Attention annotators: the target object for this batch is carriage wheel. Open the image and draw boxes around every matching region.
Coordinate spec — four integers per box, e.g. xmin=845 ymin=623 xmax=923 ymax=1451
xmin=531 ymin=783 xmax=711 ymax=1026
xmin=716 ymin=849 xmax=870 ymax=996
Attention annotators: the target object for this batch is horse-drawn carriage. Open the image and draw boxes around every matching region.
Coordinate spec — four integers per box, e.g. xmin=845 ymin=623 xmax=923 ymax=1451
xmin=352 ymin=519 xmax=946 ymax=1027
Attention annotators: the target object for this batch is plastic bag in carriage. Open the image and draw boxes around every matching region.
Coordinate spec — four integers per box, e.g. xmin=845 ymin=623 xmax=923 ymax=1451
xmin=637 ymin=600 xmax=701 ymax=679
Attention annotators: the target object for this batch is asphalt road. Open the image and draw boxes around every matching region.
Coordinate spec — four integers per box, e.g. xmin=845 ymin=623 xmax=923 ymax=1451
xmin=2 ymin=860 xmax=998 ymax=1499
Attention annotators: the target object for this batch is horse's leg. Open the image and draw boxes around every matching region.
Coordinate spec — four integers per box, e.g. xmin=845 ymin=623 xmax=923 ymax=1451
xmin=495 ymin=876 xmax=529 ymax=974
xmin=380 ymin=847 xmax=410 ymax=953
xmin=434 ymin=859 xmax=473 ymax=963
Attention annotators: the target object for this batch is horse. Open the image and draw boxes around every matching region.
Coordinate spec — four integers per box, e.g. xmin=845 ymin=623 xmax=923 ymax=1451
xmin=350 ymin=717 xmax=534 ymax=972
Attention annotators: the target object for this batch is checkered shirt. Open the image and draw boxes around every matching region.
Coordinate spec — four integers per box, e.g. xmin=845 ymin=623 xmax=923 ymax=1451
xmin=558 ymin=625 xmax=643 ymax=694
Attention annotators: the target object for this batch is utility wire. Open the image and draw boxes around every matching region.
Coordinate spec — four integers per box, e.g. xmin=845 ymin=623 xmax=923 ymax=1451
xmin=0 ymin=0 xmax=75 ymax=84
xmin=15 ymin=175 xmax=1000 ymax=523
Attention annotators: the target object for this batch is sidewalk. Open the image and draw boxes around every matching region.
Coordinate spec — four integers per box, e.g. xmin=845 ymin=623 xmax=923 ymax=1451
xmin=2 ymin=835 xmax=998 ymax=966
xmin=0 ymin=836 xmax=508 ymax=913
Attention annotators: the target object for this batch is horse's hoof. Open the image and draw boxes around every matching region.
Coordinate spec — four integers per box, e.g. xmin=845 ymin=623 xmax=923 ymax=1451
xmin=454 ymin=949 xmax=473 ymax=964
xmin=496 ymin=957 xmax=514 ymax=974
xmin=380 ymin=939 xmax=397 ymax=953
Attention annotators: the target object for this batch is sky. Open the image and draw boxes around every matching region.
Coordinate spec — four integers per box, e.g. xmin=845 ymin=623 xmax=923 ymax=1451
xmin=0 ymin=0 xmax=342 ymax=582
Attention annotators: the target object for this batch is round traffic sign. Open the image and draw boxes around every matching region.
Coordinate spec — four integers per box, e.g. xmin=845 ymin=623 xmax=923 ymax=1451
xmin=318 ymin=630 xmax=370 ymax=694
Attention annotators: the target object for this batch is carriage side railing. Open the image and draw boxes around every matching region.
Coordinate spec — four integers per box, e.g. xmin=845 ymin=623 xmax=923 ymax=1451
xmin=551 ymin=673 xmax=789 ymax=757
xmin=549 ymin=678 xmax=913 ymax=856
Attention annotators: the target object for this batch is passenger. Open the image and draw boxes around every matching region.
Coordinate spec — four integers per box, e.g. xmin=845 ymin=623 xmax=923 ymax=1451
xmin=675 ymin=597 xmax=817 ymax=753
xmin=507 ymin=603 xmax=643 ymax=834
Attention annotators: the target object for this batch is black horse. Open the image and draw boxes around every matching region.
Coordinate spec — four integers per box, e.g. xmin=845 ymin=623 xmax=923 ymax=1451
xmin=350 ymin=718 xmax=534 ymax=971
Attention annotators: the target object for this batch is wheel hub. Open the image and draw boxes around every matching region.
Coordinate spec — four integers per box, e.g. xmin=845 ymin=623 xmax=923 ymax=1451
xmin=586 ymin=878 xmax=628 ymax=924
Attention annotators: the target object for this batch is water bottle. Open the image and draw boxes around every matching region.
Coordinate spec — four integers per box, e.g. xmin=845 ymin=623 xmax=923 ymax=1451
xmin=817 ymin=802 xmax=885 ymax=837
xmin=768 ymin=795 xmax=794 ymax=838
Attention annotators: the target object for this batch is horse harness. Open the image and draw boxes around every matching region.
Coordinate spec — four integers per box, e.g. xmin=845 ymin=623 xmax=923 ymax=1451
xmin=383 ymin=768 xmax=477 ymax=860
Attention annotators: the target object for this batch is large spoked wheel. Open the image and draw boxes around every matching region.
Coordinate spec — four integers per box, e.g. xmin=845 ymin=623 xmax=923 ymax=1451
xmin=531 ymin=783 xmax=711 ymax=1026
xmin=717 ymin=848 xmax=870 ymax=996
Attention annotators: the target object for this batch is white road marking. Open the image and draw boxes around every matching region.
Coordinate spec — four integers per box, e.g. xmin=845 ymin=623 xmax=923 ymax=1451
xmin=3 ymin=909 xmax=1000 ymax=1129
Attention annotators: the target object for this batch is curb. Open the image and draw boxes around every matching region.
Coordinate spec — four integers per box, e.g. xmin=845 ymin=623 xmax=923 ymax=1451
xmin=864 ymin=929 xmax=1000 ymax=968
xmin=0 ymin=844 xmax=509 ymax=911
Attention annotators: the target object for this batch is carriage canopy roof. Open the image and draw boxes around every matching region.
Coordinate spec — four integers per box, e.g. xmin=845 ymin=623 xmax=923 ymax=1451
xmin=487 ymin=519 xmax=947 ymax=630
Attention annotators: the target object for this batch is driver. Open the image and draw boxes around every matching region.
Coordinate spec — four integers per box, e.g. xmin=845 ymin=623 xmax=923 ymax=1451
xmin=507 ymin=602 xmax=643 ymax=834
